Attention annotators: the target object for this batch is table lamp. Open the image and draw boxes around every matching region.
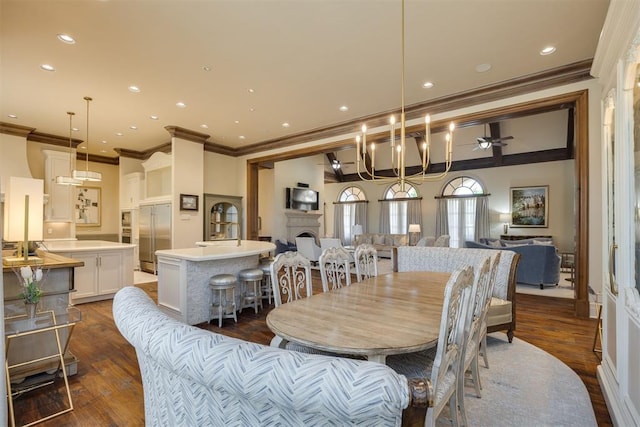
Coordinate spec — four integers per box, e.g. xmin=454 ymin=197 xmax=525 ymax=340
xmin=408 ymin=224 xmax=421 ymax=245
xmin=499 ymin=213 xmax=511 ymax=235
xmin=3 ymin=177 xmax=44 ymax=264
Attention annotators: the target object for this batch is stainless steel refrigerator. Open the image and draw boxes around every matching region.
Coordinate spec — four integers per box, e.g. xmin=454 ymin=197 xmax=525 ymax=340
xmin=139 ymin=203 xmax=171 ymax=274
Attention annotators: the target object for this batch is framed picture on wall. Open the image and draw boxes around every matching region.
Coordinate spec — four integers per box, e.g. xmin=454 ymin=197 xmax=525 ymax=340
xmin=75 ymin=186 xmax=101 ymax=226
xmin=180 ymin=194 xmax=199 ymax=211
xmin=510 ymin=185 xmax=549 ymax=228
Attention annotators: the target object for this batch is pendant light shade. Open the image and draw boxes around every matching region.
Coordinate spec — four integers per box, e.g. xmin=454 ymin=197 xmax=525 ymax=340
xmin=56 ymin=111 xmax=82 ymax=186
xmin=72 ymin=96 xmax=102 ymax=182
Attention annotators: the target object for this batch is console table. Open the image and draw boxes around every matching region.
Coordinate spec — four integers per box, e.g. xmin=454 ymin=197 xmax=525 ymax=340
xmin=500 ymin=234 xmax=552 ymax=241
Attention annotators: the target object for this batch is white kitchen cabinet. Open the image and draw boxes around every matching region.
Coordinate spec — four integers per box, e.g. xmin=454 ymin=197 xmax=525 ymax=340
xmin=121 ymin=172 xmax=144 ymax=209
xmin=43 ymin=150 xmax=73 ymax=221
xmin=50 ymin=242 xmax=135 ymax=303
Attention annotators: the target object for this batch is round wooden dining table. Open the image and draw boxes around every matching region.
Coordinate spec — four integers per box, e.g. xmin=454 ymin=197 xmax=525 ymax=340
xmin=266 ymin=271 xmax=451 ymax=364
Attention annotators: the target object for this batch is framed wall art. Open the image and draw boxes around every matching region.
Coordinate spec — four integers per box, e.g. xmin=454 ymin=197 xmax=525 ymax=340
xmin=75 ymin=186 xmax=101 ymax=226
xmin=510 ymin=185 xmax=548 ymax=228
xmin=180 ymin=194 xmax=199 ymax=211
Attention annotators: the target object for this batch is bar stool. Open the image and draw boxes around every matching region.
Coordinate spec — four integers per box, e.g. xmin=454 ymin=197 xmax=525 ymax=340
xmin=238 ymin=268 xmax=264 ymax=314
xmin=259 ymin=260 xmax=273 ymax=305
xmin=209 ymin=274 xmax=238 ymax=327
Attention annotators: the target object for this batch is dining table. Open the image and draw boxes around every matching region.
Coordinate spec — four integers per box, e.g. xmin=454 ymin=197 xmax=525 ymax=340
xmin=266 ymin=270 xmax=451 ymax=364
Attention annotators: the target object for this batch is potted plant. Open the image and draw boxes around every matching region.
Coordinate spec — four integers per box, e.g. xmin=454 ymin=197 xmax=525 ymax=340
xmin=18 ymin=266 xmax=44 ymax=318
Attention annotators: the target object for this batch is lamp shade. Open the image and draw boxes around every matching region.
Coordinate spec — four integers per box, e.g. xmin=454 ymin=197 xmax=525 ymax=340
xmin=499 ymin=213 xmax=511 ymax=223
xmin=408 ymin=224 xmax=421 ymax=233
xmin=3 ymin=177 xmax=44 ymax=242
xmin=353 ymin=224 xmax=363 ymax=236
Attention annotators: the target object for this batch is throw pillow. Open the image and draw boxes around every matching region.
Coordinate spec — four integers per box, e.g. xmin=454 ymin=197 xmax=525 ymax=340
xmin=533 ymin=239 xmax=553 ymax=245
xmin=503 ymin=242 xmax=526 ymax=247
xmin=374 ymin=235 xmax=386 ymax=245
xmin=487 ymin=239 xmax=502 ymax=248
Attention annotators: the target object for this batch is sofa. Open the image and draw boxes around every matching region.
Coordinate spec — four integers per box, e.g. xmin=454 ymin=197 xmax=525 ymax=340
xmin=465 ymin=238 xmax=561 ymax=289
xmin=392 ymin=246 xmax=520 ymax=342
xmin=354 ymin=233 xmax=408 ymax=258
xmin=113 ymin=286 xmax=430 ymax=426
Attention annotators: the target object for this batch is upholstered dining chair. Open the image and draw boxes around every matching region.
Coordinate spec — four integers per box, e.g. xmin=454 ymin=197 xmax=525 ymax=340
xmin=458 ymin=254 xmax=498 ymax=427
xmin=318 ymin=247 xmax=352 ymax=292
xmin=386 ymin=265 xmax=475 ymax=427
xmin=434 ymin=235 xmax=450 ymax=247
xmin=480 ymin=251 xmax=503 ymax=369
xmin=354 ymin=243 xmax=378 ymax=282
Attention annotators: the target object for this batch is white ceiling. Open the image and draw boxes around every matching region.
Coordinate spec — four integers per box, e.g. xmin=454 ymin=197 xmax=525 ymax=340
xmin=0 ymin=0 xmax=609 ymax=159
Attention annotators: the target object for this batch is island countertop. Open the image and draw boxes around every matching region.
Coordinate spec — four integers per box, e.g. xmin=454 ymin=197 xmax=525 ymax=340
xmin=41 ymin=240 xmax=136 ymax=252
xmin=156 ymin=240 xmax=274 ymax=262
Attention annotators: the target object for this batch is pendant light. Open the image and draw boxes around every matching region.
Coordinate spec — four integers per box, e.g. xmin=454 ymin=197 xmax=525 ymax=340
xmin=56 ymin=111 xmax=82 ymax=186
xmin=72 ymin=96 xmax=102 ymax=182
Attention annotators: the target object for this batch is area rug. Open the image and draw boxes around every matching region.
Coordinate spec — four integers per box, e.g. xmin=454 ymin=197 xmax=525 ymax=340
xmin=462 ymin=333 xmax=597 ymax=427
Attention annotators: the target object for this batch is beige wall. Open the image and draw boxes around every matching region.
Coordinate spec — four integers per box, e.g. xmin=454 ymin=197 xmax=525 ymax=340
xmin=173 ymin=138 xmax=204 ymax=248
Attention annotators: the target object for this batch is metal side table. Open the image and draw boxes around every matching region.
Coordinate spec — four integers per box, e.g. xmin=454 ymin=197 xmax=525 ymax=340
xmin=5 ymin=306 xmax=81 ymax=427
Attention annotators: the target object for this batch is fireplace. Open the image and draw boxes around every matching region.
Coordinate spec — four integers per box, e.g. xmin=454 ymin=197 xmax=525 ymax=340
xmin=285 ymin=211 xmax=322 ymax=244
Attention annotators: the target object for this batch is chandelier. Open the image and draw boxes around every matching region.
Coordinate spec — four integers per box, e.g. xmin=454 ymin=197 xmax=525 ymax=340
xmin=55 ymin=111 xmax=82 ymax=186
xmin=355 ymin=0 xmax=454 ymax=190
xmin=72 ymin=96 xmax=102 ymax=182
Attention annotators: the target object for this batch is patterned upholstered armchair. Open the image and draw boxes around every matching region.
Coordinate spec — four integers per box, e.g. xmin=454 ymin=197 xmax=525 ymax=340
xmin=114 ymin=286 xmax=424 ymax=426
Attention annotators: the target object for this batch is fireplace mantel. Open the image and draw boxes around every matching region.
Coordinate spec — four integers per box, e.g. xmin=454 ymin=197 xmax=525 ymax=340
xmin=285 ymin=211 xmax=322 ymax=243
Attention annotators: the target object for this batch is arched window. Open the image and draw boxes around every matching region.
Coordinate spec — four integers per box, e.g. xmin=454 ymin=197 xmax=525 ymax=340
xmin=381 ymin=182 xmax=422 ymax=235
xmin=335 ymin=186 xmax=368 ymax=244
xmin=437 ymin=176 xmax=489 ymax=248
xmin=339 ymin=186 xmax=366 ymax=202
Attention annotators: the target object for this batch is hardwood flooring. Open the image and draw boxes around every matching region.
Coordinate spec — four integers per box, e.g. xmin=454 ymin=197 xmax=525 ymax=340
xmin=12 ymin=280 xmax=612 ymax=426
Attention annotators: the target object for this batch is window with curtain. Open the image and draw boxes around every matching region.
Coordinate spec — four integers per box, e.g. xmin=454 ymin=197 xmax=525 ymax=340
xmin=335 ymin=186 xmax=367 ymax=244
xmin=437 ymin=176 xmax=489 ymax=248
xmin=381 ymin=183 xmax=421 ymax=234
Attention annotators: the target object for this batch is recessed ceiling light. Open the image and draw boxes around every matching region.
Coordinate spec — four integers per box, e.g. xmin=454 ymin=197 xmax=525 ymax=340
xmin=475 ymin=63 xmax=492 ymax=73
xmin=249 ymin=107 xmax=255 ymax=112
xmin=129 ymin=125 xmax=137 ymax=130
xmin=128 ymin=85 xmax=141 ymax=93
xmin=247 ymin=88 xmax=255 ymax=93
xmin=150 ymin=115 xmax=159 ymax=120
xmin=57 ymin=34 xmax=76 ymax=44
xmin=540 ymin=46 xmax=556 ymax=55
xmin=239 ymin=135 xmax=246 ymax=140
xmin=176 ymin=102 xmax=186 ymax=108
xmin=282 ymin=122 xmax=290 ymax=128
xmin=40 ymin=64 xmax=55 ymax=72
xmin=422 ymin=81 xmax=435 ymax=89
xmin=100 ymin=149 xmax=107 ymax=153
xmin=339 ymin=105 xmax=349 ymax=112
xmin=115 ymin=132 xmax=124 ymax=136
xmin=80 ymin=145 xmax=86 ymax=150
xmin=200 ymin=124 xmax=209 ymax=129
xmin=7 ymin=114 xmax=17 ymax=119
xmin=72 ymin=127 xmax=79 ymax=132
xmin=234 ymin=120 xmax=240 ymax=124
xmin=202 ymin=66 xmax=212 ymax=71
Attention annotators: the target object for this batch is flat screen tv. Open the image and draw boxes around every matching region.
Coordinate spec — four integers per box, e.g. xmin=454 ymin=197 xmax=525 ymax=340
xmin=286 ymin=187 xmax=319 ymax=211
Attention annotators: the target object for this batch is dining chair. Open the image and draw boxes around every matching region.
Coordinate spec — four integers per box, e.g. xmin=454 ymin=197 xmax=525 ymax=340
xmin=480 ymin=251 xmax=503 ymax=369
xmin=386 ymin=265 xmax=475 ymax=427
xmin=269 ymin=251 xmax=313 ymax=307
xmin=354 ymin=243 xmax=378 ymax=282
xmin=295 ymin=237 xmax=322 ymax=265
xmin=458 ymin=254 xmax=498 ymax=427
xmin=318 ymin=247 xmax=352 ymax=292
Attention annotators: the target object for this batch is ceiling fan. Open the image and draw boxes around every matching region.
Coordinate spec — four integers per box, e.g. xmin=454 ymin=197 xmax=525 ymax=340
xmin=473 ymin=124 xmax=514 ymax=150
xmin=318 ymin=156 xmax=354 ymax=170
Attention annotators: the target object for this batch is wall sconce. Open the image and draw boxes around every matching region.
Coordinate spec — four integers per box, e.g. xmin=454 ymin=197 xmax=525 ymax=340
xmin=408 ymin=223 xmax=421 ymax=245
xmin=3 ymin=177 xmax=44 ymax=263
xmin=499 ymin=213 xmax=511 ymax=235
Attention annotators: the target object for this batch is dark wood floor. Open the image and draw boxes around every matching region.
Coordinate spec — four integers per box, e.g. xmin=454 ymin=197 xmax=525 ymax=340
xmin=13 ymin=279 xmax=612 ymax=426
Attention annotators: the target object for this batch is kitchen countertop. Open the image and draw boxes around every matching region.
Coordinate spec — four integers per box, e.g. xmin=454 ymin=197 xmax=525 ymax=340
xmin=41 ymin=240 xmax=136 ymax=252
xmin=2 ymin=249 xmax=84 ymax=272
xmin=157 ymin=240 xmax=274 ymax=261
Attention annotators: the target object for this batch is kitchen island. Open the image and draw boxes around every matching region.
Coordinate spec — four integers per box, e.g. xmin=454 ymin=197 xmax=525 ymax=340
xmin=41 ymin=240 xmax=135 ymax=304
xmin=156 ymin=240 xmax=275 ymax=325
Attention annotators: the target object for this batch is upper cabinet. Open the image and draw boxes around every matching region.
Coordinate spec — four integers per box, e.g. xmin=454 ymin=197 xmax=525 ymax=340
xmin=121 ymin=172 xmax=145 ymax=209
xmin=43 ymin=150 xmax=73 ymax=222
xmin=142 ymin=152 xmax=172 ymax=200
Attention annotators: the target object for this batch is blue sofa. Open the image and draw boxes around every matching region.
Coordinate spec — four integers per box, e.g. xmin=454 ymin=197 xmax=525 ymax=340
xmin=465 ymin=238 xmax=561 ymax=289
